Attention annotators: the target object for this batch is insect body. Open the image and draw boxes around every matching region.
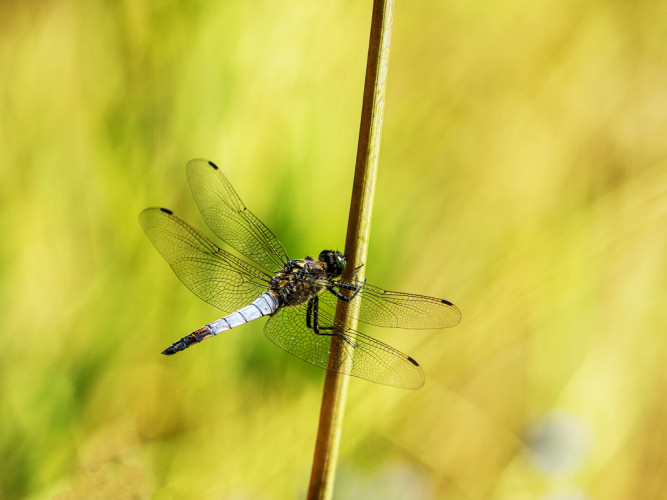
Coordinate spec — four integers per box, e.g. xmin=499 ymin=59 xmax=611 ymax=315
xmin=139 ymin=159 xmax=461 ymax=389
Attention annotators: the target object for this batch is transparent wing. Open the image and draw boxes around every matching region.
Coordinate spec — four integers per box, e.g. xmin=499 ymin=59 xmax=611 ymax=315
xmin=319 ymin=282 xmax=462 ymax=329
xmin=186 ymin=159 xmax=289 ymax=274
xmin=264 ymin=304 xmax=425 ymax=389
xmin=139 ymin=207 xmax=272 ymax=314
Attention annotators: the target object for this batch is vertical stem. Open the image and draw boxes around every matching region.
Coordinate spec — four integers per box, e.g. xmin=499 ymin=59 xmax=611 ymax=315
xmin=307 ymin=1 xmax=394 ymax=499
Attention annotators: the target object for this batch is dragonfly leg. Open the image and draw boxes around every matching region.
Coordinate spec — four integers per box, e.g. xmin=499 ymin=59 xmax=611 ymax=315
xmin=307 ymin=297 xmax=332 ymax=334
xmin=327 ymin=266 xmax=367 ymax=302
xmin=352 ymin=265 xmax=364 ymax=286
xmin=327 ymin=276 xmax=367 ymax=302
xmin=306 ymin=298 xmax=316 ymax=330
xmin=306 ymin=297 xmax=358 ymax=349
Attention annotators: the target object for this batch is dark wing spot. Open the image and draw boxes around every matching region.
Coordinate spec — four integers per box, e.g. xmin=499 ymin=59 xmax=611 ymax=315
xmin=208 ymin=161 xmax=219 ymax=170
xmin=160 ymin=208 xmax=173 ymax=215
xmin=441 ymin=299 xmax=453 ymax=306
xmin=407 ymin=356 xmax=420 ymax=367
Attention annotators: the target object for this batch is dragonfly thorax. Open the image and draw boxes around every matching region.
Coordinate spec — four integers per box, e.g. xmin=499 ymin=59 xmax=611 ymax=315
xmin=269 ymin=258 xmax=330 ymax=308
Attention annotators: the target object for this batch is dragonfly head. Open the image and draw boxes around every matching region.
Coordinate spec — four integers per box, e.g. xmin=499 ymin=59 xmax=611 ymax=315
xmin=319 ymin=250 xmax=346 ymax=277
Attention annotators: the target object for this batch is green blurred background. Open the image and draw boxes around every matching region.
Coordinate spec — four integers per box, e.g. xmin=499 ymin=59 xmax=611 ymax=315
xmin=2 ymin=1 xmax=666 ymax=498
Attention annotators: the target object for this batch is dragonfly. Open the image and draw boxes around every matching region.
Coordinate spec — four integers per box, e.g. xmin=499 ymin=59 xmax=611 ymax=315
xmin=139 ymin=159 xmax=461 ymax=389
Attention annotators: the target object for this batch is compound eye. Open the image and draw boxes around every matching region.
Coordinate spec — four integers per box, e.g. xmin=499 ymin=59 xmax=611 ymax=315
xmin=334 ymin=252 xmax=346 ymax=274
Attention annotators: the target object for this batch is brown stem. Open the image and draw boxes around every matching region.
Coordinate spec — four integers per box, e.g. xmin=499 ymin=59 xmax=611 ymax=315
xmin=307 ymin=1 xmax=395 ymax=498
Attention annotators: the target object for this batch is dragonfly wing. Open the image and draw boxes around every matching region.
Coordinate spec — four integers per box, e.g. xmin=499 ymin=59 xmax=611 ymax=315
xmin=139 ymin=207 xmax=271 ymax=314
xmin=264 ymin=304 xmax=425 ymax=389
xmin=318 ymin=282 xmax=462 ymax=329
xmin=186 ymin=159 xmax=289 ymax=274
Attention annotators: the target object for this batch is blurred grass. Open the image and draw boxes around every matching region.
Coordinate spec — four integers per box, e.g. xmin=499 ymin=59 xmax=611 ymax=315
xmin=1 ymin=0 xmax=667 ymax=499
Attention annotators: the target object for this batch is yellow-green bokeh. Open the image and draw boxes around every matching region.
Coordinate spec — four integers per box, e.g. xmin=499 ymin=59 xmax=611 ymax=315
xmin=1 ymin=1 xmax=666 ymax=499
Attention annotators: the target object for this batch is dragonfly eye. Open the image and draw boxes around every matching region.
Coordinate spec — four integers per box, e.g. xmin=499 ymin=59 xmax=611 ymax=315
xmin=319 ymin=249 xmax=346 ymax=277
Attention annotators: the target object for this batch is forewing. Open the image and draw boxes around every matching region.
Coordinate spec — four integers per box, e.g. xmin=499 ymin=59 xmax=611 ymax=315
xmin=264 ymin=304 xmax=425 ymax=389
xmin=186 ymin=159 xmax=289 ymax=274
xmin=139 ymin=207 xmax=271 ymax=314
xmin=319 ymin=282 xmax=462 ymax=329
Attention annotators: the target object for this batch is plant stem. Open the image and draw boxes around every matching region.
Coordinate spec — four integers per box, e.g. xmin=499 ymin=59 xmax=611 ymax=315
xmin=307 ymin=1 xmax=395 ymax=498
